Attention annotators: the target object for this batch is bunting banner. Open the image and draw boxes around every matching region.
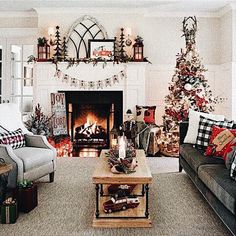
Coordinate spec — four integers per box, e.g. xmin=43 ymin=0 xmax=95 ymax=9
xmin=53 ymin=67 xmax=127 ymax=89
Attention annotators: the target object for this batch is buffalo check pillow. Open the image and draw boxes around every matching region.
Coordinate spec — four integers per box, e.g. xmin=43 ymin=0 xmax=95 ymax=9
xmin=0 ymin=128 xmax=26 ymax=149
xmin=196 ymin=116 xmax=234 ymax=149
xmin=230 ymin=154 xmax=236 ymax=181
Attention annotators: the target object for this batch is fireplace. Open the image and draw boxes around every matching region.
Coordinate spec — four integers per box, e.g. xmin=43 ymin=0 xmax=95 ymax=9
xmin=61 ymin=91 xmax=123 ymax=155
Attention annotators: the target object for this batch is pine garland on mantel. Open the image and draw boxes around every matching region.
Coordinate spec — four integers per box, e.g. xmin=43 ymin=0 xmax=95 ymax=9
xmin=28 ymin=55 xmax=151 ymax=70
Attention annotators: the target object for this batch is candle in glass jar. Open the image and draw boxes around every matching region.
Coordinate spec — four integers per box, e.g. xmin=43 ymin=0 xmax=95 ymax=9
xmin=118 ymin=135 xmax=126 ymax=159
xmin=111 ymin=139 xmax=117 ymax=148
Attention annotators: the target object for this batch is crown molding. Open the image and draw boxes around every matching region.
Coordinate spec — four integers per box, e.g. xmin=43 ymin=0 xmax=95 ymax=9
xmin=217 ymin=3 xmax=236 ymax=17
xmin=33 ymin=7 xmax=146 ymax=15
xmin=1 ymin=3 xmax=235 ymax=19
xmin=143 ymin=10 xmax=220 ymax=18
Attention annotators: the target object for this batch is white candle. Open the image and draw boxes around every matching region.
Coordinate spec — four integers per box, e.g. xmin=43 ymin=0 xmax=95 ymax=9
xmin=119 ymin=136 xmax=126 ymax=159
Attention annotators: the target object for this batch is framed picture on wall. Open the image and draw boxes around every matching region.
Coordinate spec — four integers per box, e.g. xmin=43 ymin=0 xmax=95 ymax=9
xmin=88 ymin=39 xmax=115 ymax=61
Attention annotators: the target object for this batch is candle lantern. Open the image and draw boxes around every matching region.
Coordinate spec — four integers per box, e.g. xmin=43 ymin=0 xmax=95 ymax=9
xmin=110 ymin=126 xmax=118 ymax=148
xmin=133 ymin=36 xmax=144 ymax=62
xmin=37 ymin=37 xmax=50 ymax=61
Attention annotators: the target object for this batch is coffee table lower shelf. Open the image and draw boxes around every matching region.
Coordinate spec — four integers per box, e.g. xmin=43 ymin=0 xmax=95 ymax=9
xmin=92 ymin=184 xmax=152 ymax=228
xmin=92 ymin=217 xmax=152 ymax=228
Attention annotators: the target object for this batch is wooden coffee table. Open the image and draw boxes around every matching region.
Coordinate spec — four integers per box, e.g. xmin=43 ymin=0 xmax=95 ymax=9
xmin=92 ymin=149 xmax=152 ymax=228
xmin=0 ymin=164 xmax=12 ymax=175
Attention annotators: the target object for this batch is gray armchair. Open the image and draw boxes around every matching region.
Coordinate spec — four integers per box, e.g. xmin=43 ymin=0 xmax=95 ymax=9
xmin=0 ymin=103 xmax=56 ymax=188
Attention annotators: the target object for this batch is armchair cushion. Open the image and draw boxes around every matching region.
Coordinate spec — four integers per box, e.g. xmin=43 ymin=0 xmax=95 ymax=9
xmin=13 ymin=147 xmax=55 ymax=172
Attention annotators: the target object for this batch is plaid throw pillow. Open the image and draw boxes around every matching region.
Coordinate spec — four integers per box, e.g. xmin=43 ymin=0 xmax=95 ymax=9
xmin=230 ymin=154 xmax=236 ymax=181
xmin=0 ymin=128 xmax=26 ymax=149
xmin=196 ymin=116 xmax=234 ymax=149
xmin=136 ymin=105 xmax=156 ymax=124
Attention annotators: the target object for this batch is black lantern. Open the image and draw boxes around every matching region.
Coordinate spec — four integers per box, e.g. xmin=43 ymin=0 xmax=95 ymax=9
xmin=133 ymin=36 xmax=144 ymax=62
xmin=37 ymin=37 xmax=50 ymax=61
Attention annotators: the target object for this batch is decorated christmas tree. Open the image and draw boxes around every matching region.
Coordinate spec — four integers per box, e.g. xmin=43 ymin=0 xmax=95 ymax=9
xmin=161 ymin=16 xmax=220 ymax=156
xmin=53 ymin=26 xmax=62 ymax=60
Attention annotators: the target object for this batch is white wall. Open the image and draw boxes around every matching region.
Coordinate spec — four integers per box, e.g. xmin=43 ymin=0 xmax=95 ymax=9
xmin=35 ymin=9 xmax=227 ymax=123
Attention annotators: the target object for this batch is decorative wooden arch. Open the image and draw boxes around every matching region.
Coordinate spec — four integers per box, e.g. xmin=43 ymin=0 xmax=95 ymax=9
xmin=66 ymin=15 xmax=108 ymax=59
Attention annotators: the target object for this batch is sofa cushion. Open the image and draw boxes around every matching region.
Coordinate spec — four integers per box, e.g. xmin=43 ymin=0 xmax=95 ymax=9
xmin=136 ymin=105 xmax=156 ymax=124
xmin=184 ymin=109 xmax=225 ymax=144
xmin=198 ymin=164 xmax=236 ymax=215
xmin=180 ymin=144 xmax=224 ymax=173
xmin=196 ymin=116 xmax=234 ymax=149
xmin=13 ymin=147 xmax=54 ymax=172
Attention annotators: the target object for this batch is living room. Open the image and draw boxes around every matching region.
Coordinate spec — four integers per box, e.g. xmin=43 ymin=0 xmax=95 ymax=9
xmin=0 ymin=0 xmax=236 ymax=235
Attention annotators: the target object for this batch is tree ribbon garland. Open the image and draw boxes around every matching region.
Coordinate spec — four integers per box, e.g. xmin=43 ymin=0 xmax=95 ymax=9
xmin=54 ymin=67 xmax=127 ymax=89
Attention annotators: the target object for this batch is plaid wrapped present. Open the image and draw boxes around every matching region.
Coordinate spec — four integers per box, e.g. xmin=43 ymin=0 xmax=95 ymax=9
xmin=1 ymin=198 xmax=18 ymax=224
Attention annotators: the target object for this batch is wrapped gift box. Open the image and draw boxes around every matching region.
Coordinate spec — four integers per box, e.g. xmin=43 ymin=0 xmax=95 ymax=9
xmin=18 ymin=184 xmax=38 ymax=213
xmin=1 ymin=198 xmax=18 ymax=224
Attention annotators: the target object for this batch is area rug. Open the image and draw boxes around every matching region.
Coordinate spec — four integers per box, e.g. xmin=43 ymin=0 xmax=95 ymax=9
xmin=0 ymin=158 xmax=231 ymax=236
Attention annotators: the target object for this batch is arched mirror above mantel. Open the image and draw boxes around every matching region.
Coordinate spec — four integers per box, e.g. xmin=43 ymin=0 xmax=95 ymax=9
xmin=66 ymin=15 xmax=108 ymax=59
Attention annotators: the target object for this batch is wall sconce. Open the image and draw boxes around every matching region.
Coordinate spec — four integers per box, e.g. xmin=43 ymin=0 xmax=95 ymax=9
xmin=125 ymin=27 xmax=132 ymax=46
xmin=48 ymin=27 xmax=55 ymax=46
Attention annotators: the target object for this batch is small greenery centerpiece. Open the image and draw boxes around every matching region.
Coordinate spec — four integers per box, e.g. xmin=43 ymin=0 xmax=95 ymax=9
xmin=106 ymin=145 xmax=137 ymax=174
xmin=17 ymin=180 xmax=33 ymax=189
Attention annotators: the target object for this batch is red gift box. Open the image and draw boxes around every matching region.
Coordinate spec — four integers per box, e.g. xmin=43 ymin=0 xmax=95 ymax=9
xmin=17 ymin=184 xmax=38 ymax=213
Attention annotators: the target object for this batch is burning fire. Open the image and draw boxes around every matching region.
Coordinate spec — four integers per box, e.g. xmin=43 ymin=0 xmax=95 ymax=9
xmin=76 ymin=116 xmax=105 ymax=137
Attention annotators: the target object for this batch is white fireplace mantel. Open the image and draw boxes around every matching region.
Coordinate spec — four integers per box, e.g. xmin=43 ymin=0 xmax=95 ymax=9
xmin=34 ymin=62 xmax=147 ymax=116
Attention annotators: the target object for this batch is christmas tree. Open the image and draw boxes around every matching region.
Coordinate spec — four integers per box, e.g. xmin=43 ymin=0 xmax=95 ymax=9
xmin=118 ymin=28 xmax=126 ymax=61
xmin=161 ymin=16 xmax=219 ymax=156
xmin=61 ymin=37 xmax=68 ymax=61
xmin=53 ymin=26 xmax=62 ymax=60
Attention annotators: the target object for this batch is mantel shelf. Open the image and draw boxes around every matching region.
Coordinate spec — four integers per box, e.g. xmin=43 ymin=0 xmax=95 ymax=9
xmin=35 ymin=61 xmax=149 ymax=66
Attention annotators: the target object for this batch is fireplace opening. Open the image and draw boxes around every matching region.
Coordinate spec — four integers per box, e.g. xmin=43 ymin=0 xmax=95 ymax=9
xmin=71 ymin=104 xmax=113 ymax=148
xmin=61 ymin=91 xmax=123 ymax=157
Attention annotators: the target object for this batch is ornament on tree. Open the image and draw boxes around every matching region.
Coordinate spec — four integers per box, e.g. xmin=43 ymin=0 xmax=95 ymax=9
xmin=162 ymin=16 xmax=222 ymax=157
xmin=184 ymin=83 xmax=192 ymax=91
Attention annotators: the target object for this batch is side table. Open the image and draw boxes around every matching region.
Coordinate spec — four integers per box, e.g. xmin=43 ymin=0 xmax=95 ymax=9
xmin=0 ymin=164 xmax=12 ymax=204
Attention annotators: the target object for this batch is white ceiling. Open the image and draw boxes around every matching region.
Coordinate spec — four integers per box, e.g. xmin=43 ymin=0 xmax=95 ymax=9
xmin=0 ymin=0 xmax=235 ymax=13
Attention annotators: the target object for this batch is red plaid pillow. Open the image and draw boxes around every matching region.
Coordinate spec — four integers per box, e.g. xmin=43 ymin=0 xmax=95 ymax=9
xmin=136 ymin=105 xmax=156 ymax=124
xmin=205 ymin=126 xmax=236 ymax=157
xmin=0 ymin=128 xmax=26 ymax=149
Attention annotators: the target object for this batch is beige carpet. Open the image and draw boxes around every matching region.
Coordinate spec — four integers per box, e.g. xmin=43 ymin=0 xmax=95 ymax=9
xmin=0 ymin=157 xmax=231 ymax=236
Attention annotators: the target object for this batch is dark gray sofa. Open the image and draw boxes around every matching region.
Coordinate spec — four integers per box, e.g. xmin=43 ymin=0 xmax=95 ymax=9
xmin=179 ymin=121 xmax=236 ymax=235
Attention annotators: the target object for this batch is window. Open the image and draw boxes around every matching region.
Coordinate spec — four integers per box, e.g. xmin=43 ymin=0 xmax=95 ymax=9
xmin=11 ymin=44 xmax=34 ymax=119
